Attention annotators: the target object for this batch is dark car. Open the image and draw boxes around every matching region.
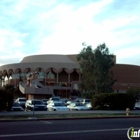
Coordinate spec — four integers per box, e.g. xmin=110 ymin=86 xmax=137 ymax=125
xmin=69 ymin=96 xmax=78 ymax=100
xmin=25 ymin=99 xmax=47 ymax=111
xmin=11 ymin=102 xmax=24 ymax=111
xmin=15 ymin=98 xmax=26 ymax=108
xmin=42 ymin=99 xmax=48 ymax=105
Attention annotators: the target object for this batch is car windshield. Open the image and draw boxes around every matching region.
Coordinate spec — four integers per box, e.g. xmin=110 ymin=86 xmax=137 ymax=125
xmin=52 ymin=98 xmax=60 ymax=101
xmin=76 ymin=103 xmax=84 ymax=106
xmin=85 ymin=99 xmax=90 ymax=103
xmin=32 ymin=100 xmax=43 ymax=105
xmin=13 ymin=102 xmax=20 ymax=107
xmin=54 ymin=103 xmax=64 ymax=106
xmin=19 ymin=99 xmax=26 ymax=101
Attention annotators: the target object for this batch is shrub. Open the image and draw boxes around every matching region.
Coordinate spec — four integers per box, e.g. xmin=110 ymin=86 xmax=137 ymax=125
xmin=91 ymin=92 xmax=135 ymax=110
xmin=0 ymin=89 xmax=14 ymax=111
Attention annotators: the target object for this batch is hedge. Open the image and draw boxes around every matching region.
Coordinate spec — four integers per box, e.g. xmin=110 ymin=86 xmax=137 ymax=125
xmin=91 ymin=93 xmax=136 ymax=110
xmin=0 ymin=89 xmax=14 ymax=111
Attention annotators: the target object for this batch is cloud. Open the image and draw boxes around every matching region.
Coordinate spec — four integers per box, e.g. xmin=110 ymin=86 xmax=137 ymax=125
xmin=0 ymin=28 xmax=27 ymax=66
xmin=0 ymin=0 xmax=140 ymax=67
xmin=38 ymin=0 xmax=114 ymax=54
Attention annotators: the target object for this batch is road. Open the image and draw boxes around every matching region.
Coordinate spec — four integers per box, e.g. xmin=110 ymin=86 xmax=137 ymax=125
xmin=0 ymin=118 xmax=140 ymax=140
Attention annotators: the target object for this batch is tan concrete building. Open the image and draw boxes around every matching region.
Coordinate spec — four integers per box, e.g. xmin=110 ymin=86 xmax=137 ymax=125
xmin=0 ymin=54 xmax=140 ymax=99
xmin=0 ymin=54 xmax=81 ymax=99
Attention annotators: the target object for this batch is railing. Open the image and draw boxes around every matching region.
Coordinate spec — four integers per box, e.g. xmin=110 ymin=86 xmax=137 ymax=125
xmin=19 ymin=79 xmax=71 ymax=95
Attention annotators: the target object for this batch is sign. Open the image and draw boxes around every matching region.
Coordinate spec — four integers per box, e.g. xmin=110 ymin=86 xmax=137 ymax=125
xmin=127 ymin=127 xmax=140 ymax=140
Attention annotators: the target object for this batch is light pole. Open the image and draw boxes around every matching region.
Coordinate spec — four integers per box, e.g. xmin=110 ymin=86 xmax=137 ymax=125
xmin=66 ymin=83 xmax=67 ymax=98
xmin=44 ymin=72 xmax=47 ymax=94
xmin=33 ymin=99 xmax=35 ymax=116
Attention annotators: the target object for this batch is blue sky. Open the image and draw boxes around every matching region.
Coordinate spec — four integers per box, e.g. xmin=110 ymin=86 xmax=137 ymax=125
xmin=0 ymin=0 xmax=140 ymax=66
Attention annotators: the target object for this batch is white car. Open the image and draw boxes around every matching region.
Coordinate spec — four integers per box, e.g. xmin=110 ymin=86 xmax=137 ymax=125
xmin=81 ymin=99 xmax=91 ymax=104
xmin=85 ymin=102 xmax=92 ymax=110
xmin=47 ymin=97 xmax=60 ymax=105
xmin=65 ymin=100 xmax=72 ymax=106
xmin=67 ymin=102 xmax=90 ymax=111
xmin=47 ymin=102 xmax=69 ymax=111
xmin=134 ymin=102 xmax=140 ymax=110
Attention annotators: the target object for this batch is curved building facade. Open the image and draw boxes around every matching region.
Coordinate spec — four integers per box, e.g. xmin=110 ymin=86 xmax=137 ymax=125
xmin=0 ymin=54 xmax=140 ymax=99
xmin=0 ymin=54 xmax=81 ymax=99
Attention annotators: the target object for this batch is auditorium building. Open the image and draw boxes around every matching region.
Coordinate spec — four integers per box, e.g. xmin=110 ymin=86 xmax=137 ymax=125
xmin=0 ymin=54 xmax=140 ymax=99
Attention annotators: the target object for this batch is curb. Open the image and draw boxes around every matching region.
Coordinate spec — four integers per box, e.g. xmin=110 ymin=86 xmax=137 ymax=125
xmin=0 ymin=115 xmax=140 ymax=122
xmin=38 ymin=115 xmax=140 ymax=121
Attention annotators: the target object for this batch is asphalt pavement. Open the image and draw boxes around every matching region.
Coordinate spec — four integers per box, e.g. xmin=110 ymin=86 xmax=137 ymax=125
xmin=0 ymin=118 xmax=140 ymax=140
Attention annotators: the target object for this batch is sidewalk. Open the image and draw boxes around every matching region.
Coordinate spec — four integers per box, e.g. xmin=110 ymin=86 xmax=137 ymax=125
xmin=0 ymin=110 xmax=140 ymax=122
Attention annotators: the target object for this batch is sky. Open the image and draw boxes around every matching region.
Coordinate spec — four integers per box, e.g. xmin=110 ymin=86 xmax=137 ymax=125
xmin=0 ymin=0 xmax=140 ymax=66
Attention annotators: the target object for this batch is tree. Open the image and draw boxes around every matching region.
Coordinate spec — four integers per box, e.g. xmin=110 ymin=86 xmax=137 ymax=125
xmin=3 ymin=84 xmax=15 ymax=92
xmin=3 ymin=84 xmax=24 ymax=98
xmin=127 ymin=88 xmax=140 ymax=102
xmin=77 ymin=43 xmax=116 ymax=94
xmin=0 ymin=89 xmax=14 ymax=111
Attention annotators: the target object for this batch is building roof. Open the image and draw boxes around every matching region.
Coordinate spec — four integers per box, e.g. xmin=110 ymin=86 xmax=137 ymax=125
xmin=0 ymin=54 xmax=79 ymax=73
xmin=20 ymin=54 xmax=78 ymax=63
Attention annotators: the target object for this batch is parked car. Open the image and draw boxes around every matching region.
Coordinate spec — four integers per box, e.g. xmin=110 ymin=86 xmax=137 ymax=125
xmin=85 ymin=102 xmax=92 ymax=110
xmin=25 ymin=99 xmax=47 ymax=111
xmin=47 ymin=96 xmax=61 ymax=104
xmin=134 ymin=102 xmax=140 ymax=110
xmin=60 ymin=98 xmax=69 ymax=104
xmin=11 ymin=102 xmax=24 ymax=111
xmin=67 ymin=102 xmax=90 ymax=111
xmin=81 ymin=99 xmax=91 ymax=104
xmin=69 ymin=96 xmax=78 ymax=100
xmin=73 ymin=98 xmax=85 ymax=103
xmin=47 ymin=101 xmax=69 ymax=111
xmin=15 ymin=97 xmax=26 ymax=108
xmin=42 ymin=99 xmax=48 ymax=105
xmin=64 ymin=100 xmax=72 ymax=106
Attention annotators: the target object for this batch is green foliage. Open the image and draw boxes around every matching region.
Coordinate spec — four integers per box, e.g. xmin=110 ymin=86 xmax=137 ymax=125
xmin=127 ymin=88 xmax=140 ymax=102
xmin=3 ymin=84 xmax=15 ymax=93
xmin=77 ymin=43 xmax=116 ymax=94
xmin=91 ymin=93 xmax=136 ymax=110
xmin=70 ymin=89 xmax=81 ymax=97
xmin=4 ymin=84 xmax=24 ymax=98
xmin=0 ymin=89 xmax=14 ymax=111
